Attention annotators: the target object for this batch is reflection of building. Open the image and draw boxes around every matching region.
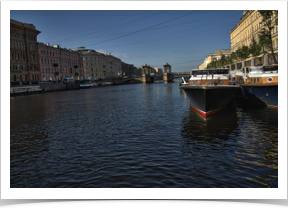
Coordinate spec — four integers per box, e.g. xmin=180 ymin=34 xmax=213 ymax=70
xmin=74 ymin=47 xmax=122 ymax=79
xmin=199 ymin=49 xmax=231 ymax=69
xmin=38 ymin=43 xmax=84 ymax=81
xmin=10 ymin=19 xmax=41 ymax=85
xmin=230 ymin=10 xmax=278 ymax=53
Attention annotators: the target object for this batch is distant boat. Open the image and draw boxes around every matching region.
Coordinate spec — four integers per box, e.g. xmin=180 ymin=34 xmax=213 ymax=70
xmin=10 ymin=85 xmax=44 ymax=97
xmin=235 ymin=65 xmax=278 ymax=108
xmin=80 ymin=84 xmax=91 ymax=89
xmin=180 ymin=69 xmax=239 ymax=118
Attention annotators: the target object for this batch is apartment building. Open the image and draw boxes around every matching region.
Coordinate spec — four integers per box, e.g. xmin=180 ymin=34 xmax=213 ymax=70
xmin=230 ymin=10 xmax=278 ymax=53
xmin=10 ymin=19 xmax=41 ymax=85
xmin=38 ymin=43 xmax=84 ymax=81
xmin=199 ymin=49 xmax=231 ymax=69
xmin=74 ymin=47 xmax=122 ymax=79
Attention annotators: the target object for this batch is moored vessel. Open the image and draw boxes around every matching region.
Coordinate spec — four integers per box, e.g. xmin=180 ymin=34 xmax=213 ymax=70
xmin=10 ymin=85 xmax=44 ymax=97
xmin=180 ymin=69 xmax=239 ymax=118
xmin=235 ymin=65 xmax=278 ymax=108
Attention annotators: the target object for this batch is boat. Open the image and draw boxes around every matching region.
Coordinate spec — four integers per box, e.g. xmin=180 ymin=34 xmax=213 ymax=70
xmin=89 ymin=83 xmax=98 ymax=88
xmin=180 ymin=76 xmax=191 ymax=86
xmin=80 ymin=84 xmax=91 ymax=89
xmin=236 ymin=65 xmax=278 ymax=108
xmin=10 ymin=85 xmax=44 ymax=97
xmin=179 ymin=68 xmax=239 ymax=118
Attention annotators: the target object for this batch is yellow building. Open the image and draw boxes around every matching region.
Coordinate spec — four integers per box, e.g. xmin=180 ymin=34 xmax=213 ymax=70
xmin=230 ymin=10 xmax=278 ymax=55
xmin=199 ymin=49 xmax=231 ymax=69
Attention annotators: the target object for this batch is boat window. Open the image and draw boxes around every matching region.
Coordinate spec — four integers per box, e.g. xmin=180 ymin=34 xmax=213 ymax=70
xmin=219 ymin=80 xmax=223 ymax=84
xmin=193 ymin=80 xmax=198 ymax=84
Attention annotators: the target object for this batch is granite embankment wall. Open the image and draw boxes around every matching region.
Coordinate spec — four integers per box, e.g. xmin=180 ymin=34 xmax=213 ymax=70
xmin=40 ymin=83 xmax=66 ymax=92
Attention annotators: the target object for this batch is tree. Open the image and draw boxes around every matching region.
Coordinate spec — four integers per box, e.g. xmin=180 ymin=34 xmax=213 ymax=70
xmin=231 ymin=52 xmax=238 ymax=63
xmin=236 ymin=45 xmax=250 ymax=61
xmin=219 ymin=54 xmax=227 ymax=67
xmin=249 ymin=38 xmax=262 ymax=58
xmin=258 ymin=10 xmax=278 ymax=64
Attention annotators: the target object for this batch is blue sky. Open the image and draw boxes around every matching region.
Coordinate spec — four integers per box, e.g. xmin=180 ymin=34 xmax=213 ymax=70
xmin=10 ymin=9 xmax=244 ymax=72
xmin=5 ymin=1 xmax=286 ymax=72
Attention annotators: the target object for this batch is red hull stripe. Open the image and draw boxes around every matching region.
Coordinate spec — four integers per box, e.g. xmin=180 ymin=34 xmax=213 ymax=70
xmin=267 ymin=104 xmax=278 ymax=109
xmin=191 ymin=104 xmax=222 ymax=118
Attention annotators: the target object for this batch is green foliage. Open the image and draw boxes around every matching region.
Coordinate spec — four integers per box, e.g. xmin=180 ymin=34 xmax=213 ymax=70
xmin=258 ymin=10 xmax=278 ymax=64
xmin=235 ymin=45 xmax=250 ymax=61
xmin=249 ymin=38 xmax=262 ymax=58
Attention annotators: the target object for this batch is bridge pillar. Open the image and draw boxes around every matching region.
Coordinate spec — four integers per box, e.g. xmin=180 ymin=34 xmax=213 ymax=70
xmin=163 ymin=62 xmax=173 ymax=83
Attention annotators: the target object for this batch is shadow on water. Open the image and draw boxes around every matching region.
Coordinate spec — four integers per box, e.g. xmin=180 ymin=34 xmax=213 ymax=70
xmin=179 ymin=98 xmax=278 ymax=188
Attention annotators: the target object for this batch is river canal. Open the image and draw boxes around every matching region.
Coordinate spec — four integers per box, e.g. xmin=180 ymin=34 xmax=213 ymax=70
xmin=10 ymin=79 xmax=278 ymax=188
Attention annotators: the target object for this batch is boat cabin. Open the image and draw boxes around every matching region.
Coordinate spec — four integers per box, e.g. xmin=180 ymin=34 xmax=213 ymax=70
xmin=241 ymin=65 xmax=278 ymax=85
xmin=189 ymin=69 xmax=230 ymax=86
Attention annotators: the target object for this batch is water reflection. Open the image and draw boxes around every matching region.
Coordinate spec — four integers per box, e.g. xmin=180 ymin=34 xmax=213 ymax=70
xmin=10 ymin=83 xmax=278 ymax=188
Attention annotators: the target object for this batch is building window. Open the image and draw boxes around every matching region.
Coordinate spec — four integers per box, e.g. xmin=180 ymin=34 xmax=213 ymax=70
xmin=53 ymin=52 xmax=54 ymax=56
xmin=23 ymin=55 xmax=25 ymax=61
xmin=90 ymin=57 xmax=92 ymax=60
xmin=86 ymin=63 xmax=88 ymax=66
xmin=10 ymin=41 xmax=12 ymax=47
xmin=42 ymin=68 xmax=44 ymax=73
xmin=17 ymin=54 xmax=19 ymax=60
xmin=21 ymin=43 xmax=24 ymax=49
xmin=11 ymin=53 xmax=13 ymax=60
xmin=17 ymin=65 xmax=20 ymax=70
xmin=23 ymin=65 xmax=26 ymax=71
xmin=46 ymin=68 xmax=47 ymax=73
xmin=13 ymin=75 xmax=16 ymax=81
xmin=31 ymin=45 xmax=33 ymax=50
xmin=11 ymin=65 xmax=14 ymax=70
xmin=15 ymin=42 xmax=18 ymax=48
xmin=25 ymin=75 xmax=27 ymax=81
xmin=33 ymin=66 xmax=36 ymax=71
xmin=21 ymin=34 xmax=23 ymax=39
xmin=15 ymin=32 xmax=17 ymax=38
xmin=28 ymin=35 xmax=30 ymax=40
xmin=41 ymin=58 xmax=43 ymax=64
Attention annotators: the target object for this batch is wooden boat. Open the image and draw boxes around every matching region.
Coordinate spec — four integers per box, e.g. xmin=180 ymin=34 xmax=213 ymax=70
xmin=10 ymin=86 xmax=44 ymax=97
xmin=236 ymin=65 xmax=278 ymax=108
xmin=179 ymin=69 xmax=239 ymax=118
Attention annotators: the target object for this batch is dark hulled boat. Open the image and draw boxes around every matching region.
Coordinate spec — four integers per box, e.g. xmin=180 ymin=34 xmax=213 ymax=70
xmin=180 ymin=69 xmax=239 ymax=118
xmin=235 ymin=65 xmax=278 ymax=108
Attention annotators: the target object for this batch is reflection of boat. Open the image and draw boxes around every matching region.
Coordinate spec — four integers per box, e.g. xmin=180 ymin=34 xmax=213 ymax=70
xmin=10 ymin=86 xmax=44 ymax=97
xmin=181 ymin=100 xmax=239 ymax=140
xmin=180 ymin=69 xmax=239 ymax=118
xmin=237 ymin=65 xmax=278 ymax=108
xmin=80 ymin=84 xmax=91 ymax=89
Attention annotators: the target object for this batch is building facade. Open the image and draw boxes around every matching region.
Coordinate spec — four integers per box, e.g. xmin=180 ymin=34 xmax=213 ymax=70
xmin=10 ymin=19 xmax=41 ymax=85
xmin=38 ymin=43 xmax=84 ymax=81
xmin=230 ymin=10 xmax=278 ymax=53
xmin=153 ymin=67 xmax=163 ymax=74
xmin=199 ymin=49 xmax=231 ymax=69
xmin=74 ymin=47 xmax=122 ymax=79
xmin=121 ymin=62 xmax=138 ymax=76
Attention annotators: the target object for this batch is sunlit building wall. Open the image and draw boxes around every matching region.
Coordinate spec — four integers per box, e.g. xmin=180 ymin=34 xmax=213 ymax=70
xmin=75 ymin=47 xmax=122 ymax=79
xmin=199 ymin=49 xmax=231 ymax=69
xmin=230 ymin=10 xmax=278 ymax=54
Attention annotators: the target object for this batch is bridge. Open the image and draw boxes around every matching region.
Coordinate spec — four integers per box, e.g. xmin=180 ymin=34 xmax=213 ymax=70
xmin=111 ymin=63 xmax=191 ymax=85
